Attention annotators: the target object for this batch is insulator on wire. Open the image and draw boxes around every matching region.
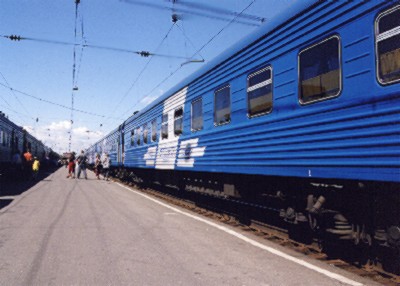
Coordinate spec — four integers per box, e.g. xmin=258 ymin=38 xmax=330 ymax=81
xmin=9 ymin=35 xmax=22 ymax=41
xmin=172 ymin=14 xmax=179 ymax=23
xmin=139 ymin=51 xmax=151 ymax=57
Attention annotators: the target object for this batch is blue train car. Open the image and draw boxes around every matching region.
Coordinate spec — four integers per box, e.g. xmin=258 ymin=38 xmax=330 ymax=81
xmin=122 ymin=0 xmax=399 ymax=181
xmin=88 ymin=127 xmax=121 ymax=167
xmin=87 ymin=0 xmax=400 ymax=273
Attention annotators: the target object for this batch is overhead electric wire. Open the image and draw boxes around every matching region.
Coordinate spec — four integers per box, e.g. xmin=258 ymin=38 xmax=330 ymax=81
xmin=121 ymin=0 xmax=261 ymax=27
xmin=69 ymin=0 xmax=81 ymax=152
xmin=165 ymin=0 xmax=266 ymax=23
xmin=190 ymin=0 xmax=257 ymax=61
xmin=117 ymin=0 xmax=258 ymax=121
xmin=0 ymin=71 xmax=32 ymax=118
xmin=0 ymin=82 xmax=122 ymax=119
xmin=1 ymin=34 xmax=77 ymax=47
xmin=0 ymin=72 xmax=33 ymax=126
xmin=74 ymin=15 xmax=86 ymax=88
xmin=0 ymin=102 xmax=33 ymax=120
xmin=108 ymin=22 xmax=177 ymax=119
xmin=176 ymin=22 xmax=204 ymax=60
xmin=1 ymin=34 xmax=194 ymax=60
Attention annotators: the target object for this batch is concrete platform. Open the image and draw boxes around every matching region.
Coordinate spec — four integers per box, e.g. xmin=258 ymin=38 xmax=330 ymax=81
xmin=0 ymin=168 xmax=381 ymax=285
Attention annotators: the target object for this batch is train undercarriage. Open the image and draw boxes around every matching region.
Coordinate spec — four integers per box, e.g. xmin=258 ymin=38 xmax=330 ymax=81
xmin=111 ymin=166 xmax=400 ymax=276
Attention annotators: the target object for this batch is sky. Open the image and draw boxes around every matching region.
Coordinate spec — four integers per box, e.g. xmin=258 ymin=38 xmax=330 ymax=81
xmin=0 ymin=0 xmax=298 ymax=154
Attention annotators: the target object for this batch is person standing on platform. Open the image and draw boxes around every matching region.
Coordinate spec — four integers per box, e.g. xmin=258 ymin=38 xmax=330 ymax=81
xmin=23 ymin=149 xmax=33 ymax=162
xmin=94 ymin=154 xmax=102 ymax=180
xmin=76 ymin=150 xmax=88 ymax=179
xmin=102 ymin=153 xmax=111 ymax=181
xmin=67 ymin=153 xmax=75 ymax=178
xmin=32 ymin=157 xmax=40 ymax=180
xmin=23 ymin=149 xmax=33 ymax=180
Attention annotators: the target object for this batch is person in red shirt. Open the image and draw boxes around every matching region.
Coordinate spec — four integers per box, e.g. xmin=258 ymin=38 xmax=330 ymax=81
xmin=67 ymin=153 xmax=76 ymax=178
xmin=24 ymin=149 xmax=33 ymax=162
xmin=23 ymin=149 xmax=33 ymax=180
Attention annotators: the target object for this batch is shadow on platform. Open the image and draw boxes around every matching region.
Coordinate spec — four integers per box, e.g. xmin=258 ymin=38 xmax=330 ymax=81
xmin=0 ymin=167 xmax=60 ymax=210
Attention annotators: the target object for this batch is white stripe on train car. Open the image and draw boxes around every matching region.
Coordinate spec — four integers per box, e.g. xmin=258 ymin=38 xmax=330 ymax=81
xmin=176 ymin=138 xmax=206 ymax=168
xmin=144 ymin=146 xmax=157 ymax=166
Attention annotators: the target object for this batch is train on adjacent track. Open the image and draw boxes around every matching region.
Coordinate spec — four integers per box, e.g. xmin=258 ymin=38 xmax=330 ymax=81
xmin=0 ymin=111 xmax=50 ymax=177
xmin=87 ymin=0 xmax=400 ymax=274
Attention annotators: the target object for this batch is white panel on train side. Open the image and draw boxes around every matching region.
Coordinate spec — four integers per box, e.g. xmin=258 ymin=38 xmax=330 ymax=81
xmin=155 ymin=141 xmax=179 ymax=169
xmin=141 ymin=86 xmax=207 ymax=170
xmin=144 ymin=146 xmax=157 ymax=166
xmin=155 ymin=86 xmax=187 ymax=170
xmin=176 ymin=138 xmax=206 ymax=168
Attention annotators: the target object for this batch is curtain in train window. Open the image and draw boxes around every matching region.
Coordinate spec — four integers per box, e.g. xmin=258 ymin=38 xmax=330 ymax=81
xmin=376 ymin=6 xmax=400 ymax=84
xmin=161 ymin=114 xmax=168 ymax=139
xmin=214 ymin=85 xmax=231 ymax=125
xmin=143 ymin=123 xmax=148 ymax=144
xmin=299 ymin=36 xmax=341 ymax=104
xmin=151 ymin=119 xmax=157 ymax=142
xmin=130 ymin=131 xmax=134 ymax=146
xmin=191 ymin=98 xmax=203 ymax=131
xmin=247 ymin=67 xmax=273 ymax=117
xmin=135 ymin=127 xmax=141 ymax=146
xmin=1 ymin=130 xmax=5 ymax=146
xmin=174 ymin=108 xmax=183 ymax=136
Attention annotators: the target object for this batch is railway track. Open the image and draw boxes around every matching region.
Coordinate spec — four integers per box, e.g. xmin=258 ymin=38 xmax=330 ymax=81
xmin=113 ymin=177 xmax=400 ymax=285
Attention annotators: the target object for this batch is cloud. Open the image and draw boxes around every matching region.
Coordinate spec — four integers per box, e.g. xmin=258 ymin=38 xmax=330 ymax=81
xmin=23 ymin=120 xmax=104 ymax=154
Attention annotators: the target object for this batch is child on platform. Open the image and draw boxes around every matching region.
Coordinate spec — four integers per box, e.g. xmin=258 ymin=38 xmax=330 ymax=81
xmin=32 ymin=157 xmax=40 ymax=180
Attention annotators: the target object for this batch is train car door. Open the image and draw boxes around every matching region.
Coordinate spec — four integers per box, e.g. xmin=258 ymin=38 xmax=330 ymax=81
xmin=117 ymin=123 xmax=125 ymax=166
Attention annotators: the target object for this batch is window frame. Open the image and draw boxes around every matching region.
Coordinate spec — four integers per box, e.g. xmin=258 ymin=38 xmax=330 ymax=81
xmin=130 ymin=130 xmax=134 ymax=147
xmin=143 ymin=123 xmax=148 ymax=144
xmin=174 ymin=107 xmax=184 ymax=137
xmin=191 ymin=97 xmax=203 ymax=132
xmin=247 ymin=66 xmax=273 ymax=118
xmin=375 ymin=5 xmax=400 ymax=85
xmin=135 ymin=126 xmax=141 ymax=146
xmin=161 ymin=114 xmax=169 ymax=140
xmin=151 ymin=119 xmax=157 ymax=142
xmin=214 ymin=84 xmax=231 ymax=126
xmin=298 ymin=35 xmax=342 ymax=105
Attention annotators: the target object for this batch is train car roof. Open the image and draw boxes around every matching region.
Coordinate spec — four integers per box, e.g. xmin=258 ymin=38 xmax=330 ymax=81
xmin=0 ymin=112 xmax=24 ymax=130
xmin=124 ymin=0 xmax=318 ymax=124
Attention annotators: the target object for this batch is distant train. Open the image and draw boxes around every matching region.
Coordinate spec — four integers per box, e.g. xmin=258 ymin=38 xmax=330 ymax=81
xmin=87 ymin=0 xmax=400 ymax=273
xmin=0 ymin=111 xmax=51 ymax=177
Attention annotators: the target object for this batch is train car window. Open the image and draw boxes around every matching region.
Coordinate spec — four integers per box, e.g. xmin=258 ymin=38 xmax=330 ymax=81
xmin=143 ymin=123 xmax=148 ymax=144
xmin=191 ymin=98 xmax=203 ymax=131
xmin=151 ymin=119 xmax=157 ymax=142
xmin=376 ymin=5 xmax=400 ymax=85
xmin=136 ymin=127 xmax=141 ymax=146
xmin=247 ymin=66 xmax=273 ymax=117
xmin=214 ymin=85 xmax=231 ymax=125
xmin=130 ymin=130 xmax=134 ymax=146
xmin=299 ymin=36 xmax=341 ymax=104
xmin=174 ymin=108 xmax=183 ymax=136
xmin=161 ymin=114 xmax=168 ymax=140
